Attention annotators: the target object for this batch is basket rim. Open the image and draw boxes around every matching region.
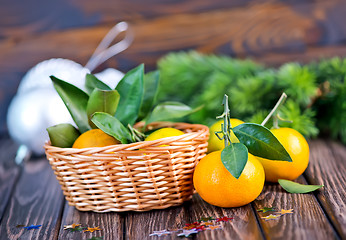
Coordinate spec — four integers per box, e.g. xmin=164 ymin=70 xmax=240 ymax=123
xmin=44 ymin=121 xmax=209 ymax=153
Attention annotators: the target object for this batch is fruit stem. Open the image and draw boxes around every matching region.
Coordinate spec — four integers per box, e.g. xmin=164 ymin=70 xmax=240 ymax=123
xmin=216 ymin=94 xmax=232 ymax=147
xmin=128 ymin=124 xmax=146 ymax=142
xmin=273 ymin=115 xmax=279 ymax=129
xmin=261 ymin=92 xmax=287 ymax=127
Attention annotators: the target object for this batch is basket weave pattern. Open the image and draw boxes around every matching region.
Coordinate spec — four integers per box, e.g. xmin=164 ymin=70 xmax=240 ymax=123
xmin=44 ymin=122 xmax=209 ymax=212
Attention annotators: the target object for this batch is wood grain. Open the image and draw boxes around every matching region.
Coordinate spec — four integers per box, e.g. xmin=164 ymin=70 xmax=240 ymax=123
xmin=1 ymin=1 xmax=346 ymax=134
xmin=252 ymin=176 xmax=337 ymax=239
xmin=188 ymin=194 xmax=263 ymax=240
xmin=0 ymin=0 xmax=270 ymax=39
xmin=58 ymin=203 xmax=124 ymax=240
xmin=125 ymin=203 xmax=188 ymax=240
xmin=125 ymin=194 xmax=263 ymax=240
xmin=0 ymin=137 xmax=20 ymax=222
xmin=304 ymin=140 xmax=346 ymax=238
xmin=0 ymin=159 xmax=64 ymax=240
xmin=0 ymin=138 xmax=344 ymax=239
xmin=0 ymin=0 xmax=339 ymax=40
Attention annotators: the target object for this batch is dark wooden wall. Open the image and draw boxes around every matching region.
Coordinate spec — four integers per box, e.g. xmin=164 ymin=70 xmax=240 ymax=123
xmin=1 ymin=0 xmax=346 ymax=134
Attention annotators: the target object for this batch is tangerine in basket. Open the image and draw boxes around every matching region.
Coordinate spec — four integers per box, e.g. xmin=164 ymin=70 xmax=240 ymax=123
xmin=208 ymin=118 xmax=244 ymax=153
xmin=72 ymin=129 xmax=119 ymax=148
xmin=193 ymin=151 xmax=265 ymax=208
xmin=256 ymin=127 xmax=309 ymax=182
xmin=145 ymin=127 xmax=184 ymax=143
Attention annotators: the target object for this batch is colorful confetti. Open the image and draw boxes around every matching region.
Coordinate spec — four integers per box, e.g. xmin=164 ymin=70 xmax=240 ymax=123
xmin=67 ymin=226 xmax=86 ymax=232
xmin=64 ymin=223 xmax=81 ymax=230
xmin=261 ymin=214 xmax=281 ymax=221
xmin=177 ymin=229 xmax=198 ymax=237
xmin=148 ymin=216 xmax=232 ymax=237
xmin=183 ymin=222 xmax=201 ymax=230
xmin=195 ymin=225 xmax=206 ymax=232
xmin=201 ymin=221 xmax=214 ymax=226
xmin=84 ymin=227 xmax=101 ymax=233
xmin=207 ymin=225 xmax=223 ymax=230
xmin=216 ymin=216 xmax=233 ymax=222
xmin=64 ymin=224 xmax=86 ymax=232
xmin=257 ymin=207 xmax=276 ymax=213
xmin=24 ymin=225 xmax=42 ymax=230
xmin=277 ymin=209 xmax=294 ymax=215
xmin=149 ymin=229 xmax=172 ymax=236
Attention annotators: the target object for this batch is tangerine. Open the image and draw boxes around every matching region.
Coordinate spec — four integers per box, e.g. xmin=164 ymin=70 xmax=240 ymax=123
xmin=193 ymin=151 xmax=265 ymax=208
xmin=208 ymin=119 xmax=244 ymax=152
xmin=72 ymin=129 xmax=119 ymax=148
xmin=144 ymin=127 xmax=184 ymax=142
xmin=256 ymin=127 xmax=309 ymax=182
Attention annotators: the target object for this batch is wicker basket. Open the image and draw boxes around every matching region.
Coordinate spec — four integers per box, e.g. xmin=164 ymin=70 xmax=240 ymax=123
xmin=44 ymin=122 xmax=209 ymax=212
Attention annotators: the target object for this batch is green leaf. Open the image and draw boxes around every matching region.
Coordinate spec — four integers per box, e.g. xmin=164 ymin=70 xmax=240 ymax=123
xmin=86 ymin=89 xmax=120 ymax=128
xmin=85 ymin=73 xmax=111 ymax=94
xmin=50 ymin=76 xmax=91 ymax=133
xmin=47 ymin=123 xmax=80 ymax=148
xmin=91 ymin=112 xmax=132 ymax=144
xmin=221 ymin=143 xmax=248 ymax=179
xmin=257 ymin=207 xmax=275 ymax=213
xmin=145 ymin=101 xmax=203 ymax=125
xmin=233 ymin=123 xmax=292 ymax=162
xmin=278 ymin=179 xmax=324 ymax=193
xmin=115 ymin=64 xmax=144 ymax=126
xmin=138 ymin=70 xmax=160 ymax=120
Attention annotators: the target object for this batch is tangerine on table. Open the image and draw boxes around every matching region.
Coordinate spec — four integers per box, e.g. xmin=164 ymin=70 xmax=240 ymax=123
xmin=72 ymin=129 xmax=119 ymax=148
xmin=193 ymin=151 xmax=265 ymax=208
xmin=208 ymin=119 xmax=244 ymax=153
xmin=256 ymin=127 xmax=309 ymax=182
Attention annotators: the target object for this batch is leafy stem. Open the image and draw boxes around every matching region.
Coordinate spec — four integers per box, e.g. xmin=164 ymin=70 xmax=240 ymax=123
xmin=218 ymin=94 xmax=292 ymax=179
xmin=261 ymin=92 xmax=287 ymax=127
xmin=218 ymin=94 xmax=249 ymax=179
xmin=216 ymin=94 xmax=232 ymax=147
xmin=127 ymin=124 xmax=146 ymax=142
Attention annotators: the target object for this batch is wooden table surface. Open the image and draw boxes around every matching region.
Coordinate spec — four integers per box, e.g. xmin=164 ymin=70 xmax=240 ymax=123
xmin=1 ymin=1 xmax=346 ymax=239
xmin=0 ymin=136 xmax=345 ymax=240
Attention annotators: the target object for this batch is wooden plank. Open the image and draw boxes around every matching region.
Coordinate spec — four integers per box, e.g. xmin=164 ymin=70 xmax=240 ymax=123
xmin=0 ymin=137 xmax=20 ymax=222
xmin=0 ymin=0 xmax=288 ymax=39
xmin=125 ymin=203 xmax=189 ymax=240
xmin=2 ymin=0 xmax=346 ymax=67
xmin=252 ymin=176 xmax=337 ymax=239
xmin=304 ymin=140 xmax=346 ymax=238
xmin=125 ymin=194 xmax=263 ymax=240
xmin=0 ymin=0 xmax=335 ymax=40
xmin=0 ymin=158 xmax=64 ymax=240
xmin=188 ymin=194 xmax=263 ymax=240
xmin=58 ymin=203 xmax=124 ymax=240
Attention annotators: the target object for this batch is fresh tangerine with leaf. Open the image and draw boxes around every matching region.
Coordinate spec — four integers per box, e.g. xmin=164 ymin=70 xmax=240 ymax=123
xmin=208 ymin=118 xmax=244 ymax=152
xmin=72 ymin=129 xmax=119 ymax=148
xmin=193 ymin=151 xmax=265 ymax=208
xmin=256 ymin=127 xmax=309 ymax=182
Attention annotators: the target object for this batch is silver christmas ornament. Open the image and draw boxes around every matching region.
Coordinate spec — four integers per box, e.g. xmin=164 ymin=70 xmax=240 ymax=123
xmin=6 ymin=22 xmax=133 ymax=159
xmin=94 ymin=68 xmax=124 ymax=89
xmin=17 ymin=58 xmax=89 ymax=94
xmin=7 ymin=88 xmax=74 ymax=154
